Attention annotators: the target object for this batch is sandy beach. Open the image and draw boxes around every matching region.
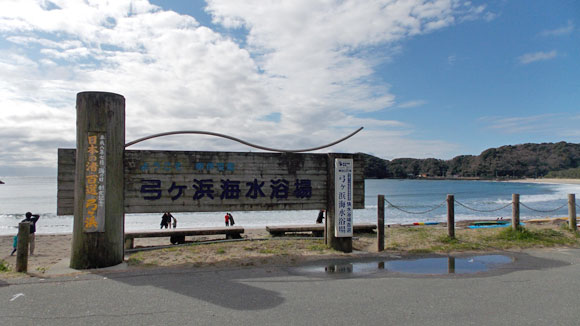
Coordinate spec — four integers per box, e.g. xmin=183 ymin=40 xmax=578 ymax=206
xmin=0 ymin=228 xmax=273 ymax=275
xmin=506 ymin=178 xmax=580 ymax=185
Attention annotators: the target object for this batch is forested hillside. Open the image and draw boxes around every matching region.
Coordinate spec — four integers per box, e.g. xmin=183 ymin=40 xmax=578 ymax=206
xmin=362 ymin=142 xmax=580 ymax=179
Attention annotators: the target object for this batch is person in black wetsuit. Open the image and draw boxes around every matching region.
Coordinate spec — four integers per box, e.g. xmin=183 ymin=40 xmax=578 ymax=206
xmin=160 ymin=212 xmax=173 ymax=229
xmin=316 ymin=210 xmax=324 ymax=224
xmin=22 ymin=212 xmax=40 ymax=255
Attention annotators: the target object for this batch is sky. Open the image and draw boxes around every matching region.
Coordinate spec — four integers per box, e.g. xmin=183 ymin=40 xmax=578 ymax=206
xmin=0 ymin=0 xmax=578 ymax=176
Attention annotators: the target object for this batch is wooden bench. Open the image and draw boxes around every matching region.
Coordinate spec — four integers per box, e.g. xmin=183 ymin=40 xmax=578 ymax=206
xmin=124 ymin=227 xmax=244 ymax=249
xmin=266 ymin=223 xmax=377 ymax=237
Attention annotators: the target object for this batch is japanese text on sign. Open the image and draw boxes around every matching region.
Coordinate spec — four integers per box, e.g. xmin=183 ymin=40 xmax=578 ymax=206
xmin=139 ymin=161 xmax=235 ymax=173
xmin=334 ymin=158 xmax=353 ymax=237
xmin=83 ymin=133 xmax=106 ymax=232
xmin=139 ymin=178 xmax=312 ymax=201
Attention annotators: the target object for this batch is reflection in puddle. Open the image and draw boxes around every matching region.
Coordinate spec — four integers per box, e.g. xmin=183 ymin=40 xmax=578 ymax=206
xmin=302 ymin=255 xmax=513 ymax=275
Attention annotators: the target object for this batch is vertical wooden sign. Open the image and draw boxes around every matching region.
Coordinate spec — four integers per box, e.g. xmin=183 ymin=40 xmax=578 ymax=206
xmin=83 ymin=132 xmax=106 ymax=232
xmin=70 ymin=92 xmax=125 ymax=269
xmin=326 ymin=154 xmax=353 ymax=253
xmin=335 ymin=158 xmax=353 ymax=237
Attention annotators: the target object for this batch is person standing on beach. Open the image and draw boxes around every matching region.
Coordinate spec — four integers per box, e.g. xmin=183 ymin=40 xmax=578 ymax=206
xmin=224 ymin=213 xmax=229 ymax=227
xmin=316 ymin=210 xmax=325 ymax=224
xmin=227 ymin=213 xmax=235 ymax=226
xmin=22 ymin=212 xmax=40 ymax=255
xmin=10 ymin=235 xmax=17 ymax=256
xmin=160 ymin=212 xmax=173 ymax=229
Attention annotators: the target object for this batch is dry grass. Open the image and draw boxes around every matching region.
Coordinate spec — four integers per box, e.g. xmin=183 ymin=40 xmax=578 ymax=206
xmin=354 ymin=224 xmax=580 ymax=254
xmin=127 ymin=239 xmax=347 ymax=268
xmin=126 ymin=224 xmax=580 ymax=269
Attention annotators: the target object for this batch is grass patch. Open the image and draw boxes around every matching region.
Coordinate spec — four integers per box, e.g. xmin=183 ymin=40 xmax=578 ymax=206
xmin=216 ymin=248 xmax=226 ymax=254
xmin=385 ymin=224 xmax=580 ymax=254
xmin=496 ymin=228 xmax=575 ymax=246
xmin=0 ymin=260 xmax=10 ymax=272
xmin=127 ymin=252 xmax=144 ymax=266
xmin=438 ymin=235 xmax=459 ymax=244
xmin=307 ymin=243 xmax=328 ymax=251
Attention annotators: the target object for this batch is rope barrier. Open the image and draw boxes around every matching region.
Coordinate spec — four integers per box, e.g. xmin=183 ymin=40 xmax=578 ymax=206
xmin=383 ymin=198 xmax=446 ymax=215
xmin=520 ymin=202 xmax=567 ymax=213
xmin=455 ymin=200 xmax=512 ymax=213
xmin=382 ymin=195 xmax=573 ymax=216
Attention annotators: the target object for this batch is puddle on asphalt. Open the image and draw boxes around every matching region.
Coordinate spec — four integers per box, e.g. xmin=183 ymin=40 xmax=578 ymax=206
xmin=296 ymin=255 xmax=513 ymax=276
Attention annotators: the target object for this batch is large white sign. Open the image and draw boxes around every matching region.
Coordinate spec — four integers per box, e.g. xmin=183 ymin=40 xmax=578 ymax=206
xmin=335 ymin=158 xmax=353 ymax=237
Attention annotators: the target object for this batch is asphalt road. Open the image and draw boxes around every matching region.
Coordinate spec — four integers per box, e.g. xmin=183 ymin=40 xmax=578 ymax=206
xmin=1 ymin=248 xmax=580 ymax=325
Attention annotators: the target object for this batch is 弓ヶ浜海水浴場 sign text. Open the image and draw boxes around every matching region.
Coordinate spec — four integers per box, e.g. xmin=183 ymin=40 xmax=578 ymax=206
xmin=58 ymin=149 xmax=364 ymax=215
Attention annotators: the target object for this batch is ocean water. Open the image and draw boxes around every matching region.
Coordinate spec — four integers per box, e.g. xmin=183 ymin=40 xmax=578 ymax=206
xmin=1 ymin=176 xmax=579 ymax=235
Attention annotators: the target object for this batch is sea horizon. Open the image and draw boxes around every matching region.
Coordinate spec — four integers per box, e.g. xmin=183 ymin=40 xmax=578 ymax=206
xmin=1 ymin=176 xmax=579 ymax=236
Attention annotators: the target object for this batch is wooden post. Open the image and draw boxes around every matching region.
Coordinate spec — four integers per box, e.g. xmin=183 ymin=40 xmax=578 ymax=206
xmin=447 ymin=194 xmax=455 ymax=238
xmin=324 ymin=208 xmax=328 ymax=245
xmin=569 ymin=194 xmax=577 ymax=232
xmin=512 ymin=194 xmax=520 ymax=231
xmin=447 ymin=256 xmax=455 ymax=274
xmin=70 ymin=92 xmax=125 ymax=269
xmin=16 ymin=222 xmax=30 ymax=273
xmin=326 ymin=154 xmax=352 ymax=253
xmin=378 ymin=195 xmax=385 ymax=252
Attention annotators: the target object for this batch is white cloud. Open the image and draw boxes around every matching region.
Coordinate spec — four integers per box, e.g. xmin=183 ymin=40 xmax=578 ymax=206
xmin=540 ymin=21 xmax=574 ymax=37
xmin=0 ymin=0 xmax=491 ymax=173
xmin=447 ymin=54 xmax=456 ymax=65
xmin=397 ymin=100 xmax=427 ymax=109
xmin=479 ymin=114 xmax=580 ymax=140
xmin=479 ymin=114 xmax=557 ymax=133
xmin=517 ymin=50 xmax=557 ymax=64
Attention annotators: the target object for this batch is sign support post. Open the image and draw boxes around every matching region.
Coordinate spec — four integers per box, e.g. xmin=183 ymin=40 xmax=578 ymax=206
xmin=326 ymin=154 xmax=353 ymax=253
xmin=70 ymin=92 xmax=125 ymax=269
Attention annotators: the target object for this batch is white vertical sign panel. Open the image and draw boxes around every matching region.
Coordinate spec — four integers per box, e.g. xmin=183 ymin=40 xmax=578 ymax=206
xmin=335 ymin=158 xmax=353 ymax=237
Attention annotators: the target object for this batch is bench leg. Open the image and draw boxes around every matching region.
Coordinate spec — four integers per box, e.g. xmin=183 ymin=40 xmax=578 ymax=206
xmin=226 ymin=233 xmax=243 ymax=240
xmin=170 ymin=235 xmax=186 ymax=245
xmin=124 ymin=238 xmax=134 ymax=250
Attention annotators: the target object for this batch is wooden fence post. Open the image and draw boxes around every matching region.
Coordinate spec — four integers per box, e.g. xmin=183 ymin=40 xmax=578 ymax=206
xmin=70 ymin=92 xmax=125 ymax=269
xmin=378 ymin=195 xmax=385 ymax=252
xmin=447 ymin=194 xmax=455 ymax=238
xmin=512 ymin=194 xmax=520 ymax=231
xmin=569 ymin=194 xmax=577 ymax=232
xmin=16 ymin=222 xmax=30 ymax=273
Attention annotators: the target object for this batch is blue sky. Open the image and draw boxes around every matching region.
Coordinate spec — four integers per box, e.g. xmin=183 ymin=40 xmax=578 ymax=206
xmin=0 ymin=0 xmax=578 ymax=176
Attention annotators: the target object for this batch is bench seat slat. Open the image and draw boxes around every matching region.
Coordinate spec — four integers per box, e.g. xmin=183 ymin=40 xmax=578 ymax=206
xmin=125 ymin=227 xmax=244 ymax=239
xmin=266 ymin=223 xmax=376 ymax=235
